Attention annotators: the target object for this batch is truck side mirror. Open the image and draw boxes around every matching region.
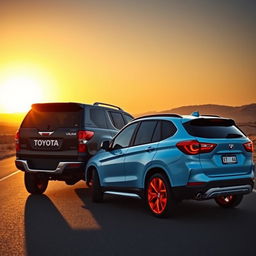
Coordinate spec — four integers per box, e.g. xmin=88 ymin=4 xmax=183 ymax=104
xmin=101 ymin=140 xmax=110 ymax=151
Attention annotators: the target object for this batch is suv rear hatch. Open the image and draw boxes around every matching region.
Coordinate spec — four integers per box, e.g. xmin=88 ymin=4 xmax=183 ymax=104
xmin=17 ymin=103 xmax=84 ymax=170
xmin=183 ymin=118 xmax=253 ymax=177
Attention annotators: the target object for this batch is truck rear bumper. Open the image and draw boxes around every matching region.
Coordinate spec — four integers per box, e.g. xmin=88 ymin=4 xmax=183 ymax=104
xmin=15 ymin=159 xmax=84 ymax=174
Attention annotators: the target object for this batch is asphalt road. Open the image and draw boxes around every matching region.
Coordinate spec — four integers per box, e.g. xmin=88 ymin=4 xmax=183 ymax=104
xmin=0 ymin=157 xmax=256 ymax=256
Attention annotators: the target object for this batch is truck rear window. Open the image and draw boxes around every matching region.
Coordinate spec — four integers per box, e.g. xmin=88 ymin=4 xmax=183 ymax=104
xmin=21 ymin=109 xmax=81 ymax=129
xmin=183 ymin=118 xmax=245 ymax=139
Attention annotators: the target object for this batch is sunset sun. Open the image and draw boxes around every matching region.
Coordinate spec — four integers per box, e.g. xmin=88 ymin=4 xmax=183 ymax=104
xmin=0 ymin=74 xmax=44 ymax=113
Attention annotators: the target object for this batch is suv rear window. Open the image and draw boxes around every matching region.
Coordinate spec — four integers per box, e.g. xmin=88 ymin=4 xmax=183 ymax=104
xmin=22 ymin=109 xmax=81 ymax=129
xmin=183 ymin=118 xmax=245 ymax=139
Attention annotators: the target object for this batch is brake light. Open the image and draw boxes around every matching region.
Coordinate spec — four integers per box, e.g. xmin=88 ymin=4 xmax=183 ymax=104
xmin=15 ymin=131 xmax=20 ymax=152
xmin=200 ymin=142 xmax=217 ymax=153
xmin=243 ymin=141 xmax=254 ymax=152
xmin=78 ymin=130 xmax=94 ymax=153
xmin=176 ymin=140 xmax=216 ymax=155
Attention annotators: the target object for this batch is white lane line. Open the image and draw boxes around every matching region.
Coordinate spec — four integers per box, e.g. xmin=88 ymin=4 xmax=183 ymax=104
xmin=0 ymin=170 xmax=20 ymax=182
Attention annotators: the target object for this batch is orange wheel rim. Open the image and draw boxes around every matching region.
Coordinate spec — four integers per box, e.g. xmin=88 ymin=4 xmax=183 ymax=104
xmin=147 ymin=177 xmax=167 ymax=214
xmin=217 ymin=195 xmax=233 ymax=205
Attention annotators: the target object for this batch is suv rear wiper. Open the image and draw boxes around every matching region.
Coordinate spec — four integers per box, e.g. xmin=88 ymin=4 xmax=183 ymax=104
xmin=226 ymin=133 xmax=243 ymax=138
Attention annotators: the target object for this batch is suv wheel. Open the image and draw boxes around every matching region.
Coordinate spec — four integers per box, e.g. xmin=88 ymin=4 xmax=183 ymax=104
xmin=24 ymin=172 xmax=48 ymax=194
xmin=146 ymin=173 xmax=175 ymax=218
xmin=215 ymin=194 xmax=243 ymax=208
xmin=91 ymin=169 xmax=103 ymax=203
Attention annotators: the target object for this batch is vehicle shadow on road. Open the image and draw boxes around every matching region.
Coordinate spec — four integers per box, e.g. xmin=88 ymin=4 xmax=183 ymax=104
xmin=24 ymin=189 xmax=256 ymax=256
xmin=24 ymin=194 xmax=109 ymax=256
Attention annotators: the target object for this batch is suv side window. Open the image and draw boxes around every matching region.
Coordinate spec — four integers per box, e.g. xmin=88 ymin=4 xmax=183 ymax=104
xmin=90 ymin=108 xmax=107 ymax=128
xmin=152 ymin=121 xmax=161 ymax=142
xmin=161 ymin=120 xmax=177 ymax=139
xmin=133 ymin=121 xmax=157 ymax=146
xmin=109 ymin=111 xmax=125 ymax=129
xmin=111 ymin=123 xmax=138 ymax=149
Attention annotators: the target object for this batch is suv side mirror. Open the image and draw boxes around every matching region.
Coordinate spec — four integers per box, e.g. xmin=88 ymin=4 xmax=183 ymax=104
xmin=101 ymin=140 xmax=110 ymax=151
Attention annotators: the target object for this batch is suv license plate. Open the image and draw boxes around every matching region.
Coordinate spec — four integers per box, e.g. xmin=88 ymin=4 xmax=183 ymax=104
xmin=222 ymin=155 xmax=237 ymax=164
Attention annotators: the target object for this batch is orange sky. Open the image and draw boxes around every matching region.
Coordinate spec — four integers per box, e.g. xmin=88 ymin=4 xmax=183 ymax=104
xmin=0 ymin=0 xmax=255 ymax=115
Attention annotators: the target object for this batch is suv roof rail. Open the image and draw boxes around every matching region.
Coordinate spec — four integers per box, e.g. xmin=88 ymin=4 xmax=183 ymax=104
xmin=200 ymin=114 xmax=220 ymax=117
xmin=134 ymin=114 xmax=182 ymax=120
xmin=93 ymin=102 xmax=123 ymax=111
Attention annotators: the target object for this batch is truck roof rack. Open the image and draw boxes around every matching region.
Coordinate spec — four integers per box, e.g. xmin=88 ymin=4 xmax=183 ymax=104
xmin=134 ymin=114 xmax=182 ymax=120
xmin=93 ymin=102 xmax=123 ymax=111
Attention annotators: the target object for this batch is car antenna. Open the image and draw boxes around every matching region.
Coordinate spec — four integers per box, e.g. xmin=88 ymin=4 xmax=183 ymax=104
xmin=191 ymin=111 xmax=200 ymax=117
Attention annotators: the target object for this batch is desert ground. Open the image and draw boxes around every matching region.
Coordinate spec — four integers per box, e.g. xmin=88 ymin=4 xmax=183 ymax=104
xmin=0 ymin=125 xmax=16 ymax=160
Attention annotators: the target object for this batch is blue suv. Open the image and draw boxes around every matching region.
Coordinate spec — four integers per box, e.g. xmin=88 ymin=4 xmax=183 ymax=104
xmin=85 ymin=113 xmax=254 ymax=217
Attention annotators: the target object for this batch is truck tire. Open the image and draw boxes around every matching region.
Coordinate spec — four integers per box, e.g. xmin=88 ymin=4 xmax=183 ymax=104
xmin=24 ymin=172 xmax=48 ymax=194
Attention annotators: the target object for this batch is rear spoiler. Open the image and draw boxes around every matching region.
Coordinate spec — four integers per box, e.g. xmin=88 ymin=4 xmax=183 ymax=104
xmin=32 ymin=103 xmax=83 ymax=112
xmin=187 ymin=118 xmax=235 ymax=126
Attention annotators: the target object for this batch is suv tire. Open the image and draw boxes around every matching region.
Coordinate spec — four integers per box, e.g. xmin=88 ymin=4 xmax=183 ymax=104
xmin=146 ymin=173 xmax=175 ymax=218
xmin=24 ymin=172 xmax=48 ymax=194
xmin=91 ymin=169 xmax=103 ymax=203
xmin=214 ymin=194 xmax=243 ymax=208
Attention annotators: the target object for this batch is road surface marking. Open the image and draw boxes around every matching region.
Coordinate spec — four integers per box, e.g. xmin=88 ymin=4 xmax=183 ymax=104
xmin=0 ymin=170 xmax=20 ymax=182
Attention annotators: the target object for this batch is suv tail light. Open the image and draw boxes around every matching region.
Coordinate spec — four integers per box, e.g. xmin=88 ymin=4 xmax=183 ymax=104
xmin=15 ymin=131 xmax=20 ymax=152
xmin=176 ymin=140 xmax=216 ymax=155
xmin=243 ymin=141 xmax=254 ymax=152
xmin=78 ymin=130 xmax=94 ymax=153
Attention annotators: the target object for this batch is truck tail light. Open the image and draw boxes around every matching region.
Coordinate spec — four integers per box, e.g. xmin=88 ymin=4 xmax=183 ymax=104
xmin=176 ymin=140 xmax=216 ymax=155
xmin=15 ymin=131 xmax=20 ymax=152
xmin=243 ymin=141 xmax=254 ymax=152
xmin=78 ymin=131 xmax=94 ymax=153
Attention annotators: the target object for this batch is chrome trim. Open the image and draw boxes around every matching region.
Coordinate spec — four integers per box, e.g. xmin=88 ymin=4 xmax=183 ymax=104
xmin=104 ymin=191 xmax=141 ymax=198
xmin=16 ymin=160 xmax=83 ymax=174
xmin=199 ymin=185 xmax=252 ymax=199
xmin=38 ymin=131 xmax=54 ymax=136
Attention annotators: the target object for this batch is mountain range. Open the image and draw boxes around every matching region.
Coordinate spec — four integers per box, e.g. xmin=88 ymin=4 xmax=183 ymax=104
xmin=137 ymin=103 xmax=256 ymax=124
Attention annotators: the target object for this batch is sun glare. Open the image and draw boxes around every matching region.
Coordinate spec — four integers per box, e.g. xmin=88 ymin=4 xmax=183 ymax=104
xmin=0 ymin=64 xmax=56 ymax=113
xmin=0 ymin=74 xmax=44 ymax=113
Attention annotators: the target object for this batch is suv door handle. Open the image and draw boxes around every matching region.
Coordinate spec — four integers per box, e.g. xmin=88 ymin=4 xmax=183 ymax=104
xmin=146 ymin=146 xmax=155 ymax=152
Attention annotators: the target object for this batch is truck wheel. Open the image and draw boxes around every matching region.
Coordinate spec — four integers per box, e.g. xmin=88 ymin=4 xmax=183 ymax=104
xmin=91 ymin=169 xmax=103 ymax=203
xmin=215 ymin=194 xmax=243 ymax=208
xmin=24 ymin=172 xmax=48 ymax=194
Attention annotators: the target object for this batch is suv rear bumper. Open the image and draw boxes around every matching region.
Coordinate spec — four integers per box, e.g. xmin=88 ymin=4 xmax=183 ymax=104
xmin=195 ymin=184 xmax=252 ymax=199
xmin=172 ymin=178 xmax=254 ymax=200
xmin=15 ymin=160 xmax=84 ymax=174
